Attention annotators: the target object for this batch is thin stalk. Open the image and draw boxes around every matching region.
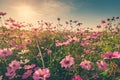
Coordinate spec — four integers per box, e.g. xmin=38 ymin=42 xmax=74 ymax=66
xmin=35 ymin=39 xmax=45 ymax=68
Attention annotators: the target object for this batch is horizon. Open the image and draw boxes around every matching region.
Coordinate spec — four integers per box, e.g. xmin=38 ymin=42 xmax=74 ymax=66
xmin=0 ymin=0 xmax=120 ymax=30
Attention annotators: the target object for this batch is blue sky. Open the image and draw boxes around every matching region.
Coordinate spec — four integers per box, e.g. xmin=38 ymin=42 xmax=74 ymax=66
xmin=70 ymin=0 xmax=120 ymax=15
xmin=0 ymin=0 xmax=120 ymax=28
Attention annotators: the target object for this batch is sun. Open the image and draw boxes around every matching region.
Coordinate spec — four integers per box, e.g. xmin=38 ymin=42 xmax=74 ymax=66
xmin=15 ymin=5 xmax=36 ymax=22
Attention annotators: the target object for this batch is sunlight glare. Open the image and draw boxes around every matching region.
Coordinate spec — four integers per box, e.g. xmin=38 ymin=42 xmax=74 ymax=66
xmin=16 ymin=5 xmax=36 ymax=22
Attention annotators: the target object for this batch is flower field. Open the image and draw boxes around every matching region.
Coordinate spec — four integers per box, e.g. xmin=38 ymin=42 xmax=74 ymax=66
xmin=0 ymin=12 xmax=120 ymax=80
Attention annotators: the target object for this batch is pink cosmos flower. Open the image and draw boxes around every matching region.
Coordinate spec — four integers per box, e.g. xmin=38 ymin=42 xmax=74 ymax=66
xmin=0 ymin=12 xmax=6 ymax=16
xmin=44 ymin=48 xmax=52 ymax=54
xmin=72 ymin=37 xmax=80 ymax=42
xmin=56 ymin=38 xmax=74 ymax=46
xmin=9 ymin=60 xmax=20 ymax=70
xmin=66 ymin=21 xmax=69 ymax=24
xmin=72 ymin=75 xmax=83 ymax=80
xmin=80 ymin=60 xmax=92 ymax=70
xmin=24 ymin=64 xmax=36 ymax=70
xmin=67 ymin=38 xmax=73 ymax=43
xmin=12 ymin=23 xmax=21 ymax=28
xmin=32 ymin=28 xmax=39 ymax=32
xmin=47 ymin=49 xmax=52 ymax=54
xmin=5 ymin=67 xmax=16 ymax=79
xmin=33 ymin=68 xmax=50 ymax=80
xmin=62 ymin=41 xmax=70 ymax=46
xmin=103 ymin=52 xmax=120 ymax=59
xmin=6 ymin=17 xmax=15 ymax=23
xmin=101 ymin=20 xmax=106 ymax=24
xmin=84 ymin=49 xmax=91 ymax=54
xmin=81 ymin=41 xmax=90 ymax=47
xmin=0 ymin=48 xmax=12 ymax=57
xmin=97 ymin=25 xmax=101 ymax=28
xmin=10 ymin=25 xmax=15 ymax=30
xmin=9 ymin=41 xmax=26 ymax=50
xmin=9 ymin=41 xmax=17 ymax=47
xmin=77 ymin=30 xmax=84 ymax=35
xmin=103 ymin=52 xmax=113 ymax=59
xmin=22 ymin=70 xmax=32 ymax=79
xmin=60 ymin=55 xmax=74 ymax=68
xmin=96 ymin=60 xmax=108 ymax=70
xmin=91 ymin=32 xmax=99 ymax=39
xmin=55 ymin=42 xmax=63 ymax=47
xmin=112 ymin=51 xmax=120 ymax=58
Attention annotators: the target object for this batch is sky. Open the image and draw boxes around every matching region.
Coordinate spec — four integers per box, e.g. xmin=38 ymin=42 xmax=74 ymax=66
xmin=0 ymin=0 xmax=120 ymax=29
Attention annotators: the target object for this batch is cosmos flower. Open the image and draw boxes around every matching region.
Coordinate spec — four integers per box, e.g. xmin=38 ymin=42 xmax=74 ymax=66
xmin=33 ymin=68 xmax=50 ymax=80
xmin=5 ymin=67 xmax=16 ymax=79
xmin=0 ymin=12 xmax=6 ymax=16
xmin=65 ymin=21 xmax=69 ymax=24
xmin=47 ymin=49 xmax=52 ymax=54
xmin=67 ymin=38 xmax=73 ymax=43
xmin=103 ymin=52 xmax=113 ymax=59
xmin=0 ymin=48 xmax=13 ymax=57
xmin=112 ymin=51 xmax=120 ymax=59
xmin=97 ymin=25 xmax=101 ymax=28
xmin=9 ymin=41 xmax=17 ymax=47
xmin=44 ymin=48 xmax=52 ymax=54
xmin=101 ymin=20 xmax=106 ymax=24
xmin=72 ymin=37 xmax=80 ymax=42
xmin=57 ymin=18 xmax=61 ymax=21
xmin=9 ymin=60 xmax=20 ymax=70
xmin=12 ymin=23 xmax=22 ymax=28
xmin=6 ymin=17 xmax=15 ymax=23
xmin=91 ymin=32 xmax=99 ymax=39
xmin=32 ymin=28 xmax=39 ymax=32
xmin=55 ymin=42 xmax=63 ymax=47
xmin=22 ymin=70 xmax=32 ymax=79
xmin=76 ymin=23 xmax=82 ymax=26
xmin=96 ymin=60 xmax=108 ymax=70
xmin=80 ymin=60 xmax=92 ymax=70
xmin=80 ymin=41 xmax=90 ymax=47
xmin=62 ymin=41 xmax=71 ymax=46
xmin=84 ymin=49 xmax=91 ymax=54
xmin=72 ymin=75 xmax=83 ymax=80
xmin=60 ymin=55 xmax=74 ymax=68
xmin=103 ymin=52 xmax=120 ymax=59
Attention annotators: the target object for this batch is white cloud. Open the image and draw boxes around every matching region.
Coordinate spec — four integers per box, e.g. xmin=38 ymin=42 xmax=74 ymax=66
xmin=0 ymin=0 xmax=74 ymax=22
xmin=30 ymin=0 xmax=74 ymax=19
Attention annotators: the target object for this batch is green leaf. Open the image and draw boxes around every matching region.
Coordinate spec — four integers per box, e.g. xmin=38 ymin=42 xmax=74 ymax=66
xmin=101 ymin=70 xmax=109 ymax=76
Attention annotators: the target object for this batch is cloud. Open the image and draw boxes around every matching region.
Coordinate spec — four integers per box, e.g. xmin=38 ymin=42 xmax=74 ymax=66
xmin=0 ymin=0 xmax=74 ymax=22
xmin=27 ymin=0 xmax=74 ymax=19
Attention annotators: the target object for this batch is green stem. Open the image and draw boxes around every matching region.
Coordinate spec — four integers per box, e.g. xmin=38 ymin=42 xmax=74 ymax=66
xmin=49 ymin=53 xmax=52 ymax=66
xmin=35 ymin=39 xmax=45 ymax=68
